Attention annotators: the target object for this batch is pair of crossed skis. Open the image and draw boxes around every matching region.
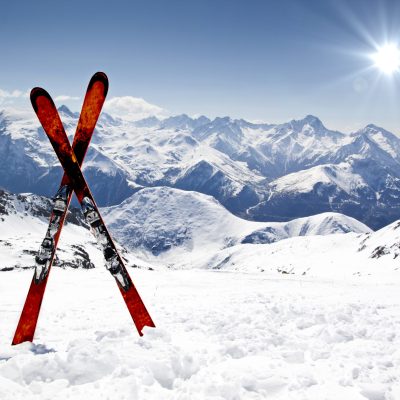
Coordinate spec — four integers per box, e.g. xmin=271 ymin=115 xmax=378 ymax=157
xmin=12 ymin=72 xmax=155 ymax=345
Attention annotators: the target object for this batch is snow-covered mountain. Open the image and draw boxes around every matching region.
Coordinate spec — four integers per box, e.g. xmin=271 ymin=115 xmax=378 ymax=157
xmin=197 ymin=218 xmax=400 ymax=279
xmin=0 ymin=189 xmax=97 ymax=271
xmin=0 ymin=187 xmax=371 ymax=271
xmin=0 ymin=189 xmax=152 ymax=271
xmin=2 ymin=106 xmax=400 ymax=228
xmin=101 ymin=186 xmax=370 ymax=265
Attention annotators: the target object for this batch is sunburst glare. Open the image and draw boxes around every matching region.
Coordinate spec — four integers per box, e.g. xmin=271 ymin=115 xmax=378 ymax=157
xmin=372 ymin=43 xmax=400 ymax=75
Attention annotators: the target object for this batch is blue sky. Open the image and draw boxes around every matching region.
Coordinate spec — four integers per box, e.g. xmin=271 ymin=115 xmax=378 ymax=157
xmin=2 ymin=0 xmax=400 ymax=132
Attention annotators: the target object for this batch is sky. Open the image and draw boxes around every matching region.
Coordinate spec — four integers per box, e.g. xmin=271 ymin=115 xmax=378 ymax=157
xmin=2 ymin=0 xmax=400 ymax=133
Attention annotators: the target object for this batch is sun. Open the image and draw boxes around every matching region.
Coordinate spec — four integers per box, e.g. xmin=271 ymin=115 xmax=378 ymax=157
xmin=372 ymin=43 xmax=400 ymax=75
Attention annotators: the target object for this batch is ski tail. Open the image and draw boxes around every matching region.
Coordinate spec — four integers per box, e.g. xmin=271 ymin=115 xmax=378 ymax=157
xmin=119 ymin=283 xmax=156 ymax=335
xmin=12 ymin=277 xmax=48 ymax=344
xmin=12 ymin=72 xmax=108 ymax=345
xmin=12 ymin=188 xmax=72 ymax=345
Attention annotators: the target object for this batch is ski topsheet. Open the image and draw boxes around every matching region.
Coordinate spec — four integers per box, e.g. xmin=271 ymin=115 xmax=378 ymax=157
xmin=12 ymin=72 xmax=109 ymax=345
xmin=30 ymin=87 xmax=155 ymax=336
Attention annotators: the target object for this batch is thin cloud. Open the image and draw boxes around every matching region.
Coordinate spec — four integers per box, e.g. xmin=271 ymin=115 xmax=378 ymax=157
xmin=54 ymin=95 xmax=80 ymax=102
xmin=0 ymin=87 xmax=30 ymax=107
xmin=104 ymin=96 xmax=167 ymax=121
xmin=0 ymin=89 xmax=78 ymax=102
xmin=0 ymin=89 xmax=24 ymax=99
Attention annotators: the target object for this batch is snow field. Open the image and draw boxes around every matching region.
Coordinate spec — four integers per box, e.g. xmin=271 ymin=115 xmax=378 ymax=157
xmin=1 ymin=268 xmax=400 ymax=399
xmin=199 ymin=233 xmax=397 ymax=280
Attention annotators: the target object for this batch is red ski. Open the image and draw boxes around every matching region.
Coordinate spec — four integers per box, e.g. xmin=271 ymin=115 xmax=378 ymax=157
xmin=30 ymin=87 xmax=155 ymax=336
xmin=12 ymin=72 xmax=109 ymax=345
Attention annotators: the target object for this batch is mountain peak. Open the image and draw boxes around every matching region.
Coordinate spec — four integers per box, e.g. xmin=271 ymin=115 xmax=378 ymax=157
xmin=285 ymin=114 xmax=326 ymax=133
xmin=194 ymin=115 xmax=211 ymax=125
xmin=57 ymin=105 xmax=78 ymax=118
xmin=358 ymin=123 xmax=398 ymax=138
xmin=303 ymin=114 xmax=322 ymax=124
xmin=212 ymin=116 xmax=234 ymax=126
xmin=162 ymin=114 xmax=191 ymax=123
xmin=364 ymin=123 xmax=384 ymax=132
xmin=299 ymin=114 xmax=324 ymax=129
xmin=133 ymin=115 xmax=160 ymax=128
xmin=160 ymin=114 xmax=211 ymax=130
xmin=358 ymin=123 xmax=400 ymax=145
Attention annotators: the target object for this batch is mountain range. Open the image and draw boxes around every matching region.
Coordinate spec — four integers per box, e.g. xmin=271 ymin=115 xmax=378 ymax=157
xmin=2 ymin=186 xmax=398 ymax=281
xmin=1 ymin=106 xmax=400 ymax=229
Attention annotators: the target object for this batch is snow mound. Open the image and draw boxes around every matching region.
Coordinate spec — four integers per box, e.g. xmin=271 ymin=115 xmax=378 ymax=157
xmin=242 ymin=212 xmax=370 ymax=244
xmin=197 ymin=218 xmax=400 ymax=279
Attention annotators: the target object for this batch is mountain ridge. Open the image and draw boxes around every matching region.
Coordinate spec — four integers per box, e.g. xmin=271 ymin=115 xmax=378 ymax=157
xmin=1 ymin=105 xmax=400 ymax=229
xmin=101 ymin=186 xmax=371 ymax=264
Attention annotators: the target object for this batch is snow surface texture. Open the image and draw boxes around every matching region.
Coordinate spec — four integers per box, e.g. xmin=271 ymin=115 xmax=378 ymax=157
xmin=2 ymin=107 xmax=400 ymax=228
xmin=1 ymin=269 xmax=400 ymax=399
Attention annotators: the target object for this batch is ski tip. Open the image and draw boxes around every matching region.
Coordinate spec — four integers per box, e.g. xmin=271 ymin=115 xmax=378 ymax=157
xmin=88 ymin=72 xmax=109 ymax=97
xmin=30 ymin=87 xmax=55 ymax=113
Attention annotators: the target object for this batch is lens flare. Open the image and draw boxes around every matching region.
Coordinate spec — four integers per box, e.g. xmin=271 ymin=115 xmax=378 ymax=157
xmin=372 ymin=44 xmax=400 ymax=75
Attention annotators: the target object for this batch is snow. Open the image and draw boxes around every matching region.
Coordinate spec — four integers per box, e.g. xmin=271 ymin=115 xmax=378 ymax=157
xmin=0 ymin=214 xmax=101 ymax=271
xmin=271 ymin=163 xmax=367 ymax=195
xmin=370 ymin=131 xmax=397 ymax=158
xmin=194 ymin=218 xmax=400 ymax=279
xmin=362 ymin=124 xmax=400 ymax=160
xmin=101 ymin=187 xmax=370 ymax=265
xmin=91 ymin=113 xmax=265 ymax=193
xmin=3 ymin=103 xmax=400 ymax=398
xmin=0 ymin=189 xmax=398 ymax=398
xmin=199 ymin=233 xmax=381 ymax=279
xmin=1 ymin=268 xmax=400 ymax=399
xmin=3 ymin=106 xmax=400 ymax=228
xmin=0 ymin=188 xmax=399 ymax=398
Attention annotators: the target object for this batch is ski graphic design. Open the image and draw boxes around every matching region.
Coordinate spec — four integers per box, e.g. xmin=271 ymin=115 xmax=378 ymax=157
xmin=30 ymin=87 xmax=155 ymax=336
xmin=12 ymin=72 xmax=108 ymax=345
